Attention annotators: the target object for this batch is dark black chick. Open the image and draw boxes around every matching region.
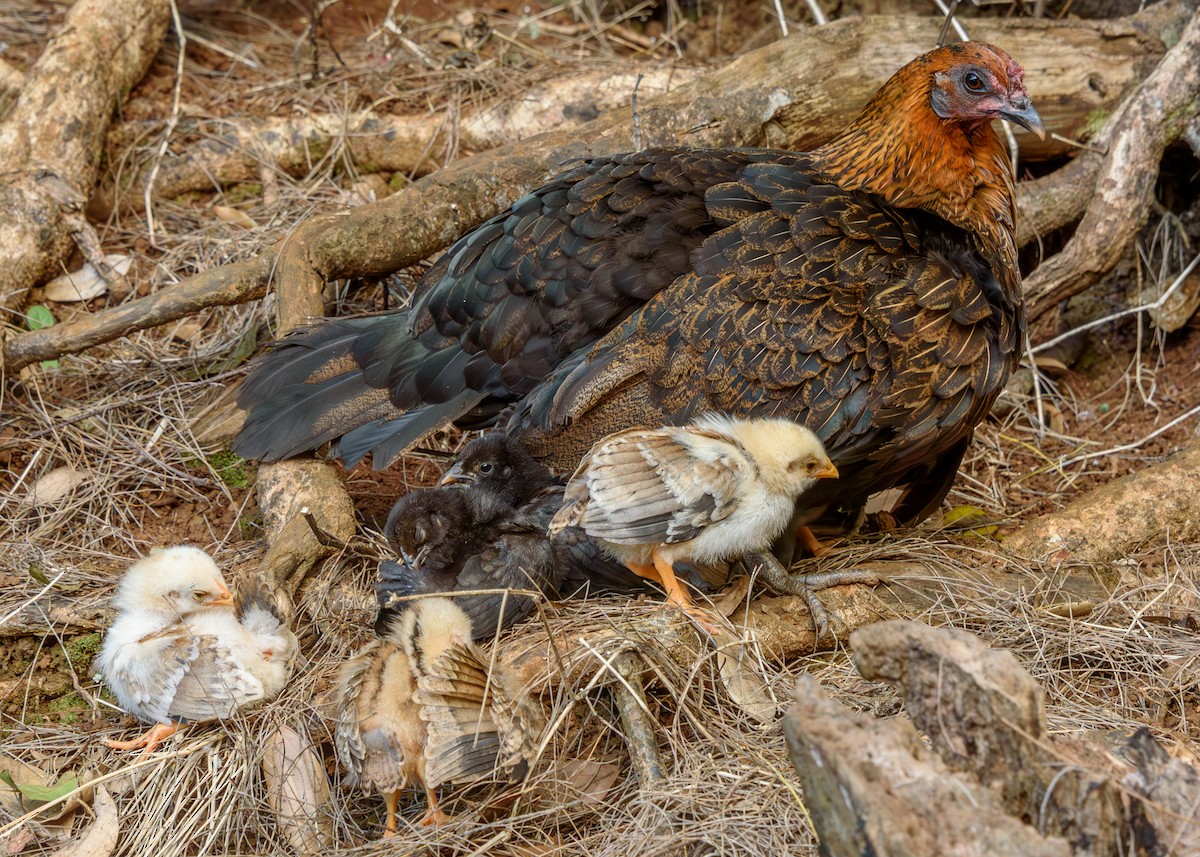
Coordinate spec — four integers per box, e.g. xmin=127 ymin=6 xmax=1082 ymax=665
xmin=440 ymin=433 xmax=653 ymax=598
xmin=376 ymin=433 xmax=652 ymax=639
xmin=376 ymin=436 xmax=564 ymax=639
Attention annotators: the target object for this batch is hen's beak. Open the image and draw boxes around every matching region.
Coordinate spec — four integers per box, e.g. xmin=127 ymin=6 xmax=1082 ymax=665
xmin=1001 ymin=96 xmax=1045 ymax=140
xmin=438 ymin=462 xmax=470 ymax=486
xmin=814 ymin=460 xmax=840 ymax=480
xmin=207 ymin=582 xmax=235 ymax=608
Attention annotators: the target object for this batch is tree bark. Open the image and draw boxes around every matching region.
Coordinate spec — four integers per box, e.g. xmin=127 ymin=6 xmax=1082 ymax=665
xmin=0 ymin=0 xmax=169 ymax=318
xmin=1023 ymin=7 xmax=1200 ymax=322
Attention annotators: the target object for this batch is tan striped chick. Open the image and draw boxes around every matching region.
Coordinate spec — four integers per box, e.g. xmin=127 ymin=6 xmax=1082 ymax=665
xmin=550 ymin=414 xmax=838 ymax=630
xmin=335 ymin=597 xmax=541 ymax=836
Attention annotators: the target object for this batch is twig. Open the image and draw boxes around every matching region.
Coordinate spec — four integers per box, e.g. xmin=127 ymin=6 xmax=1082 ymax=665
xmin=144 ymin=0 xmax=186 ymax=248
xmin=803 ymin=0 xmax=828 ymax=26
xmin=300 ymin=507 xmax=347 ymax=549
xmin=1053 ymin=402 xmax=1200 ymax=471
xmin=0 ymin=569 xmax=66 ymax=629
xmin=610 ymin=652 xmax=666 ymax=786
xmin=1031 ymin=252 xmax=1200 ymax=355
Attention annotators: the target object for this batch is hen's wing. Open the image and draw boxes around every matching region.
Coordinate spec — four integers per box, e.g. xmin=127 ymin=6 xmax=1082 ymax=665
xmin=416 ymin=643 xmax=542 ymax=788
xmin=557 ymin=427 xmax=751 ymax=546
xmin=517 ymin=162 xmax=1020 ymax=511
xmin=234 ymin=149 xmax=802 ymax=467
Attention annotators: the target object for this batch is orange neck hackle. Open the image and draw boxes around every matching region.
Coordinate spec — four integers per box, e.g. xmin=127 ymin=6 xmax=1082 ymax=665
xmin=811 ymin=42 xmax=1024 ymax=261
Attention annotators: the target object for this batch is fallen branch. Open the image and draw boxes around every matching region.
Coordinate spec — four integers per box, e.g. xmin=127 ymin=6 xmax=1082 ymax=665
xmin=0 ymin=0 xmax=168 ymax=318
xmin=1002 ymin=438 xmax=1200 ymax=565
xmin=820 ymin=620 xmax=1200 ymax=855
xmin=97 ymin=68 xmax=704 ymax=211
xmin=1023 ymin=8 xmax=1200 ymax=322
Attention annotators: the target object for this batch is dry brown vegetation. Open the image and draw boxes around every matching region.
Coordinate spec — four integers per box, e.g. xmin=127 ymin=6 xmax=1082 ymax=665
xmin=1 ymin=0 xmax=1199 ymax=854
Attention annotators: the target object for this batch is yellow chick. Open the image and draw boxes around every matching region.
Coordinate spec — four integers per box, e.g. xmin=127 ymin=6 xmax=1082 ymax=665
xmin=550 ymin=414 xmax=838 ymax=629
xmin=335 ymin=597 xmax=542 ymax=836
xmin=96 ymin=546 xmax=298 ymax=756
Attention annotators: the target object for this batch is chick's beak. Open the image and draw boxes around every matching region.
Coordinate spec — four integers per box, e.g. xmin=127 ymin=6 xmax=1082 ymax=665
xmin=814 ymin=460 xmax=839 ymax=480
xmin=207 ymin=582 xmax=235 ymax=607
xmin=438 ymin=462 xmax=470 ymax=487
xmin=1001 ymin=95 xmax=1045 ymax=140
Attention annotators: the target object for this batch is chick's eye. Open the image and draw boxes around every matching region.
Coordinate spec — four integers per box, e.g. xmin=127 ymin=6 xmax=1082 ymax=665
xmin=479 ymin=462 xmax=494 ymax=474
xmin=192 ymin=590 xmax=208 ymax=601
xmin=964 ymin=71 xmax=985 ymax=92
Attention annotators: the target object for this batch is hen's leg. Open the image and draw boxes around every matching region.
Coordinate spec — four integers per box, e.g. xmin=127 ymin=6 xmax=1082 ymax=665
xmin=745 ymin=551 xmax=882 ymax=641
xmin=105 ymin=722 xmax=179 ymax=756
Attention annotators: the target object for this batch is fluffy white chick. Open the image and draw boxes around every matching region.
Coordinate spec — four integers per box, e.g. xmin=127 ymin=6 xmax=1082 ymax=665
xmin=96 ymin=547 xmax=297 ymax=756
xmin=550 ymin=414 xmax=838 ymax=628
xmin=335 ymin=597 xmax=541 ymax=836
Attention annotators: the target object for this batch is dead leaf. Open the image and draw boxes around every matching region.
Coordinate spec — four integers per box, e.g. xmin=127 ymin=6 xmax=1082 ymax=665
xmin=46 ymin=785 xmax=117 ymax=857
xmin=711 ymin=575 xmax=752 ymax=618
xmin=213 ymin=205 xmax=257 ymax=229
xmin=529 ymin=759 xmax=620 ymax=810
xmin=261 ymin=724 xmax=334 ymax=856
xmin=0 ymin=754 xmax=91 ymax=825
xmin=1149 ymin=272 xmax=1200 ymax=333
xmin=23 ymin=467 xmax=86 ymax=509
xmin=44 ymin=255 xmax=133 ymax=303
xmin=712 ymin=630 xmax=778 ymax=723
xmin=1033 ymin=356 xmax=1071 ymax=376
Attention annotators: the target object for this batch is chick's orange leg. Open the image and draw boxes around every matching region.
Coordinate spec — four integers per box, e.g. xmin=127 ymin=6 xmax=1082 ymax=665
xmin=794 ymin=524 xmax=828 ymax=557
xmin=624 ymin=562 xmax=663 ymax=586
xmin=105 ymin=722 xmax=179 ymax=756
xmin=382 ymin=790 xmax=400 ymax=838
xmin=419 ymin=787 xmax=452 ymax=826
xmin=650 ymin=551 xmax=722 ymax=637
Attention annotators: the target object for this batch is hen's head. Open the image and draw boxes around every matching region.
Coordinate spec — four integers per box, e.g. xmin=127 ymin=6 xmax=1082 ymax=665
xmin=926 ymin=42 xmax=1043 ymax=139
xmin=113 ymin=545 xmax=234 ymax=619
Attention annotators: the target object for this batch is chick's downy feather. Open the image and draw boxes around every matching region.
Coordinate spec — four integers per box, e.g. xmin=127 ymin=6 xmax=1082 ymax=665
xmin=235 ymin=42 xmax=1038 ymax=532
xmin=97 ymin=549 xmax=296 ymax=730
xmin=551 ymin=415 xmax=837 ymax=569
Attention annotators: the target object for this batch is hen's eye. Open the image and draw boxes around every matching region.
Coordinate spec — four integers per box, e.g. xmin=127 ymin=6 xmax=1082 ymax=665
xmin=479 ymin=462 xmax=494 ymax=474
xmin=964 ymin=71 xmax=985 ymax=92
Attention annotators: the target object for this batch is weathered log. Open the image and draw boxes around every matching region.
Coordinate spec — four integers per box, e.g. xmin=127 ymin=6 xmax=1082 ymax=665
xmin=2 ymin=2 xmax=1187 ymax=373
xmin=841 ymin=620 xmax=1200 ymax=857
xmin=1003 ymin=439 xmax=1200 ymax=564
xmin=97 ymin=68 xmax=703 ymax=211
xmin=784 ymin=673 xmax=1071 ymax=857
xmin=0 ymin=0 xmax=168 ymax=318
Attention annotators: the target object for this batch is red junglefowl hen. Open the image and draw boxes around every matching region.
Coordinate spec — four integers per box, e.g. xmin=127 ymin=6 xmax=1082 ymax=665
xmin=234 ymin=42 xmax=1041 ymax=543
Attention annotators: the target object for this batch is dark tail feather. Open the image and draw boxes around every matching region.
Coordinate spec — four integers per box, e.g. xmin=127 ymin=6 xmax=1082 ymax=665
xmin=234 ymin=313 xmax=487 ymax=466
xmin=334 ymin=389 xmax=488 ymax=469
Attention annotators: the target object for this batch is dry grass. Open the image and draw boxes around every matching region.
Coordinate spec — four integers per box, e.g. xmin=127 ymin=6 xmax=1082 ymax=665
xmin=2 ymin=0 xmax=1200 ymax=853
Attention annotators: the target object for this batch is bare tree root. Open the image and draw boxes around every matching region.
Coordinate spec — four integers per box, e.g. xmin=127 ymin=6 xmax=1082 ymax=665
xmin=783 ymin=620 xmax=1200 ymax=855
xmin=1024 ymin=10 xmax=1200 ymax=323
xmin=0 ymin=0 xmax=168 ymax=318
xmin=98 ymin=68 xmax=704 ymax=211
xmin=1003 ymin=439 xmax=1200 ymax=565
xmin=1 ymin=7 xmax=1181 ymax=374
